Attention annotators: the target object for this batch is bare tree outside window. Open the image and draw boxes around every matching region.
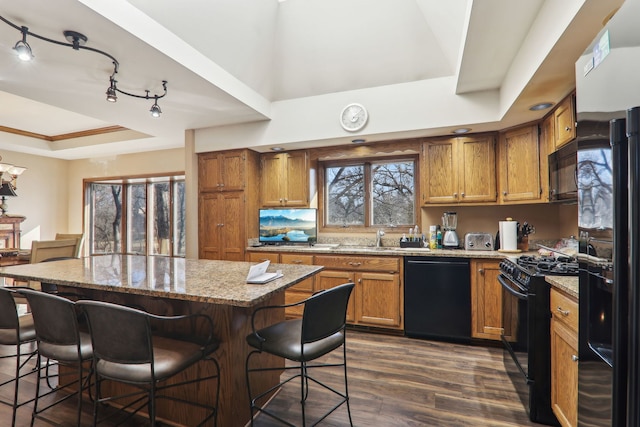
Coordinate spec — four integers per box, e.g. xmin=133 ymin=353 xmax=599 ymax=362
xmin=173 ymin=181 xmax=186 ymax=256
xmin=88 ymin=176 xmax=185 ymax=256
xmin=324 ymin=159 xmax=415 ymax=228
xmin=326 ymin=165 xmax=365 ymax=226
xmin=127 ymin=184 xmax=146 ymax=254
xmin=152 ymin=182 xmax=171 ymax=255
xmin=92 ymin=183 xmax=122 ymax=253
xmin=372 ymin=161 xmax=414 ymax=225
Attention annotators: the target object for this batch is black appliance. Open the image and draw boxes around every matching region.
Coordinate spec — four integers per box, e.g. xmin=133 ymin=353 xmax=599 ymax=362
xmin=404 ymin=257 xmax=470 ymax=342
xmin=549 ymin=140 xmax=578 ymax=203
xmin=573 ymin=0 xmax=640 ymax=424
xmin=499 ymin=255 xmax=579 ymax=426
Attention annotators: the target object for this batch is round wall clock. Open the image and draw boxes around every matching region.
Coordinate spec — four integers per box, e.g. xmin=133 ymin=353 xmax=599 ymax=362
xmin=340 ymin=103 xmax=368 ymax=132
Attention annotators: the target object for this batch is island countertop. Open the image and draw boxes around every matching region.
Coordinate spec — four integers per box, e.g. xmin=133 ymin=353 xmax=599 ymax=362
xmin=0 ymin=254 xmax=323 ymax=307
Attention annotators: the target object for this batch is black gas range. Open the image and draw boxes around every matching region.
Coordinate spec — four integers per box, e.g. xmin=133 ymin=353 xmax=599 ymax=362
xmin=498 ymin=254 xmax=579 ymax=426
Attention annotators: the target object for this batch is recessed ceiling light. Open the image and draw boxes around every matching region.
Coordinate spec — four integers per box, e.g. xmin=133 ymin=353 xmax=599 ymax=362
xmin=529 ymin=102 xmax=554 ymax=111
xmin=452 ymin=128 xmax=470 ymax=134
xmin=351 ymin=139 xmax=366 ymax=144
xmin=270 ymin=147 xmax=285 ymax=151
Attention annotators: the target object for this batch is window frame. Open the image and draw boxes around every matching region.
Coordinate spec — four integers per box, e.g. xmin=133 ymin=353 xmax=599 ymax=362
xmin=83 ymin=172 xmax=185 ymax=257
xmin=319 ymin=155 xmax=418 ymax=232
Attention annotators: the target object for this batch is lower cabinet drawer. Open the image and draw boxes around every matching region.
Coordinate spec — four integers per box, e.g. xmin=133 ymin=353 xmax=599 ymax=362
xmin=314 ymin=255 xmax=399 ymax=273
xmin=550 ymin=288 xmax=578 ymax=332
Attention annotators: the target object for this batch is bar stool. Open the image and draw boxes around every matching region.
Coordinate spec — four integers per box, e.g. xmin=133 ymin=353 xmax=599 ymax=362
xmin=245 ymin=282 xmax=355 ymax=427
xmin=77 ymin=300 xmax=221 ymax=426
xmin=18 ymin=288 xmax=94 ymax=427
xmin=0 ymin=287 xmax=38 ymax=427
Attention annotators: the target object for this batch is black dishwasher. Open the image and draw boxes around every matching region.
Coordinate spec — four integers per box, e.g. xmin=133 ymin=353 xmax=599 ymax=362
xmin=404 ymin=257 xmax=471 ymax=342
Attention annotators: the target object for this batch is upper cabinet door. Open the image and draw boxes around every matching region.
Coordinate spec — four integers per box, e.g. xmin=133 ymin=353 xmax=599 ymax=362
xmin=554 ymin=95 xmax=576 ymax=150
xmin=260 ymin=151 xmax=309 ymax=207
xmin=198 ymin=150 xmax=246 ymax=192
xmin=498 ymin=125 xmax=542 ymax=203
xmin=458 ymin=135 xmax=497 ymax=203
xmin=422 ymin=139 xmax=459 ymax=204
xmin=421 ymin=135 xmax=496 ymax=204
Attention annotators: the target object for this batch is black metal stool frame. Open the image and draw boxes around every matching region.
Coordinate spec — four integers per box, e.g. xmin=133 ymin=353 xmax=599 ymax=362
xmin=245 ymin=283 xmax=355 ymax=427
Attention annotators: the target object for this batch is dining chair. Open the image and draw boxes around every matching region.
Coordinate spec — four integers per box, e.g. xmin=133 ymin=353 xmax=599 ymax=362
xmin=55 ymin=233 xmax=85 ymax=258
xmin=77 ymin=300 xmax=221 ymax=426
xmin=0 ymin=287 xmax=38 ymax=427
xmin=245 ymin=282 xmax=355 ymax=427
xmin=30 ymin=239 xmax=79 ymax=264
xmin=18 ymin=288 xmax=94 ymax=427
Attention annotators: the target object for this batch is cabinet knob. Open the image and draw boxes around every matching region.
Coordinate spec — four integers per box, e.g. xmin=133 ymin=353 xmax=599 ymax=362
xmin=461 ymin=193 xmax=465 ymax=197
xmin=453 ymin=192 xmax=458 ymax=198
xmin=572 ymin=354 xmax=579 ymax=362
xmin=565 ymin=126 xmax=572 ymax=132
xmin=503 ymin=191 xmax=507 ymax=196
xmin=478 ymin=269 xmax=484 ymax=274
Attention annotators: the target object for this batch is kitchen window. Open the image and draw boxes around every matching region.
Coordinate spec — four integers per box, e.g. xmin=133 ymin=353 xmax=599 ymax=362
xmin=322 ymin=158 xmax=416 ymax=229
xmin=86 ymin=175 xmax=185 ymax=256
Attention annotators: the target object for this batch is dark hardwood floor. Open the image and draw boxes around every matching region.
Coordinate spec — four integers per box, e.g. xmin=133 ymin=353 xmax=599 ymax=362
xmin=0 ymin=331 xmax=540 ymax=426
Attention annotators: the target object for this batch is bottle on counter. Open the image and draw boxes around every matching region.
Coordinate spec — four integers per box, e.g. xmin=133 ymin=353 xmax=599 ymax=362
xmin=429 ymin=225 xmax=438 ymax=249
xmin=436 ymin=230 xmax=443 ymax=249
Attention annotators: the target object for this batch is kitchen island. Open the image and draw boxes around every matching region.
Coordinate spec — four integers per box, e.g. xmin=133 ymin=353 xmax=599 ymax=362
xmin=0 ymin=254 xmax=323 ymax=427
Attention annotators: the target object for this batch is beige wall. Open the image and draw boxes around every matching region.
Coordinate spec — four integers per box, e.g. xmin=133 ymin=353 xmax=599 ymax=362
xmin=0 ymin=150 xmax=68 ymax=249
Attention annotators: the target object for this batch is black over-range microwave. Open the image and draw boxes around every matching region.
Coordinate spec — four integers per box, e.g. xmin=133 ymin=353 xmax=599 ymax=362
xmin=549 ymin=140 xmax=577 ymax=203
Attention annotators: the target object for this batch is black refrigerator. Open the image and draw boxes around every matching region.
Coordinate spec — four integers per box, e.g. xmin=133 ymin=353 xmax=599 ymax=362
xmin=575 ymin=0 xmax=640 ymax=425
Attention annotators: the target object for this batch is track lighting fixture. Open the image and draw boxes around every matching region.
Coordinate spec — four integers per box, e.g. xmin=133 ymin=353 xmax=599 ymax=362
xmin=13 ymin=26 xmax=33 ymax=61
xmin=0 ymin=15 xmax=168 ymax=118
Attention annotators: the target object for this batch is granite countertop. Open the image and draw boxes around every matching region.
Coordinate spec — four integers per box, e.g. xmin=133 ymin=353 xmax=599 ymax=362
xmin=546 ymin=275 xmax=578 ymax=299
xmin=0 ymin=254 xmax=322 ymax=307
xmin=248 ymin=244 xmax=536 ymax=259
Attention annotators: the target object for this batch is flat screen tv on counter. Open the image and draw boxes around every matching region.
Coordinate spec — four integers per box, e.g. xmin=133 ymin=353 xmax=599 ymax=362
xmin=259 ymin=208 xmax=317 ymax=245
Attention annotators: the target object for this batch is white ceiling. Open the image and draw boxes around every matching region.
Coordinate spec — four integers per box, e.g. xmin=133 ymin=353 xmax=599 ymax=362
xmin=0 ymin=0 xmax=624 ymax=160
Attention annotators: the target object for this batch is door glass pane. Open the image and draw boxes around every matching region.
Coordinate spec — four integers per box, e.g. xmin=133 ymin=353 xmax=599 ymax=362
xmin=325 ymin=165 xmax=364 ymax=226
xmin=152 ymin=182 xmax=171 ymax=255
xmin=127 ymin=184 xmax=146 ymax=254
xmin=91 ymin=183 xmax=122 ymax=254
xmin=371 ymin=160 xmax=415 ymax=226
xmin=173 ymin=181 xmax=186 ymax=256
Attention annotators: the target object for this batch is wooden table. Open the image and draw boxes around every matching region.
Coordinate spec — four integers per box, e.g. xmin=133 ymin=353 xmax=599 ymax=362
xmin=0 ymin=254 xmax=323 ymax=427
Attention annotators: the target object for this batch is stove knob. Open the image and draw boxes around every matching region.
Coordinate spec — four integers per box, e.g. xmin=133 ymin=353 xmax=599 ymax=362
xmin=484 ymin=241 xmax=492 ymax=248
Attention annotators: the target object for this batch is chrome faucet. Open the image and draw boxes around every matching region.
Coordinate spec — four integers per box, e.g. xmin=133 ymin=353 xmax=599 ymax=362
xmin=376 ymin=229 xmax=385 ymax=247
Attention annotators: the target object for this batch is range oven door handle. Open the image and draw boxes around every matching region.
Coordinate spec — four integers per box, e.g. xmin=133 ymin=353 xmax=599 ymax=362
xmin=498 ymin=274 xmax=528 ymax=300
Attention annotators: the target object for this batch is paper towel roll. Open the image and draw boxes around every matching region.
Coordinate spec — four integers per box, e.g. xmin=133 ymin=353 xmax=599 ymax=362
xmin=499 ymin=220 xmax=518 ymax=251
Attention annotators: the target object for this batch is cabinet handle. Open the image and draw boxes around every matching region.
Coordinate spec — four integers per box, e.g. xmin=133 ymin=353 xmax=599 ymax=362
xmin=556 ymin=306 xmax=570 ymax=316
xmin=292 ymin=260 xmax=302 ymax=264
xmin=220 ymin=183 xmax=224 ymax=187
xmin=572 ymin=355 xmax=579 ymax=362
xmin=348 ymin=262 xmax=362 ymax=267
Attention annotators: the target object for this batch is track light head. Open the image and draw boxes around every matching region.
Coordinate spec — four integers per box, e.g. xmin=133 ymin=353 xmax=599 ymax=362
xmin=13 ymin=26 xmax=33 ymax=61
xmin=106 ymin=77 xmax=118 ymax=102
xmin=150 ymin=98 xmax=162 ymax=118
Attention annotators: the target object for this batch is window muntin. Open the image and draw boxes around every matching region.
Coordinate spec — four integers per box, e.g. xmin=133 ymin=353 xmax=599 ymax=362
xmin=88 ymin=175 xmax=184 ymax=256
xmin=323 ymin=158 xmax=415 ymax=228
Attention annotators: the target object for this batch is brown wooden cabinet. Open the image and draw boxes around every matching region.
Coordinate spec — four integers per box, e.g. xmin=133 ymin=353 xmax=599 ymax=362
xmin=198 ymin=150 xmax=248 ymax=192
xmin=260 ymin=151 xmax=309 ymax=207
xmin=550 ymin=288 xmax=579 ymax=427
xmin=421 ymin=134 xmax=496 ymax=204
xmin=498 ymin=124 xmax=544 ymax=203
xmin=198 ymin=149 xmax=259 ymax=261
xmin=553 ymin=95 xmax=576 ymax=150
xmin=470 ymin=259 xmax=516 ymax=341
xmin=314 ymin=255 xmax=403 ymax=329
